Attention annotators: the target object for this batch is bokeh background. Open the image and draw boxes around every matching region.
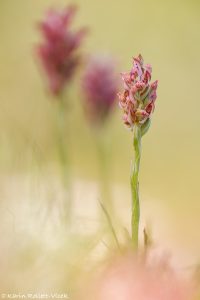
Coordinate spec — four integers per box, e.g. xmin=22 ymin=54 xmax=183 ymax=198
xmin=0 ymin=0 xmax=200 ymax=294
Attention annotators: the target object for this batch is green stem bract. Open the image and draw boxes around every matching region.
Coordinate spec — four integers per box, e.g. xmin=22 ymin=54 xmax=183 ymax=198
xmin=130 ymin=125 xmax=142 ymax=249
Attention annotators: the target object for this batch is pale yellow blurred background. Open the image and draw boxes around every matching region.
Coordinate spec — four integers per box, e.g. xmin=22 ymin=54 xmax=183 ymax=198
xmin=0 ymin=0 xmax=200 ymax=293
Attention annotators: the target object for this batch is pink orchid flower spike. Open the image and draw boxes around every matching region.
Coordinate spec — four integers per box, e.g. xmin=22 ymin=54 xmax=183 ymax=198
xmin=36 ymin=5 xmax=87 ymax=96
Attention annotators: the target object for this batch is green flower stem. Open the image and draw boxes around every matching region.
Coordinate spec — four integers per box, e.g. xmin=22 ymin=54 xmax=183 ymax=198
xmin=56 ymin=97 xmax=71 ymax=223
xmin=130 ymin=125 xmax=142 ymax=249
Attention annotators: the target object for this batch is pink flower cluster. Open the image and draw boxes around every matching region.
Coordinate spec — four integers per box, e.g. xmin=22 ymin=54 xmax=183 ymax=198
xmin=37 ymin=5 xmax=87 ymax=96
xmin=118 ymin=54 xmax=158 ymax=129
xmin=82 ymin=55 xmax=118 ymax=125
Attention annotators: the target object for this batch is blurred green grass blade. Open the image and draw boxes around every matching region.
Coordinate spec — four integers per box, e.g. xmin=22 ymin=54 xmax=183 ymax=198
xmin=99 ymin=201 xmax=121 ymax=251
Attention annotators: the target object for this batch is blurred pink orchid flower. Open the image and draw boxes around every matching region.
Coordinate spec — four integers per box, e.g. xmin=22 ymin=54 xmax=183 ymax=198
xmin=82 ymin=55 xmax=119 ymax=125
xmin=83 ymin=253 xmax=196 ymax=300
xmin=36 ymin=5 xmax=87 ymax=96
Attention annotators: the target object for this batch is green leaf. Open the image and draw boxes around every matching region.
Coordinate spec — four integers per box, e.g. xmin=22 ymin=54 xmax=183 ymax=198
xmin=141 ymin=119 xmax=151 ymax=137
